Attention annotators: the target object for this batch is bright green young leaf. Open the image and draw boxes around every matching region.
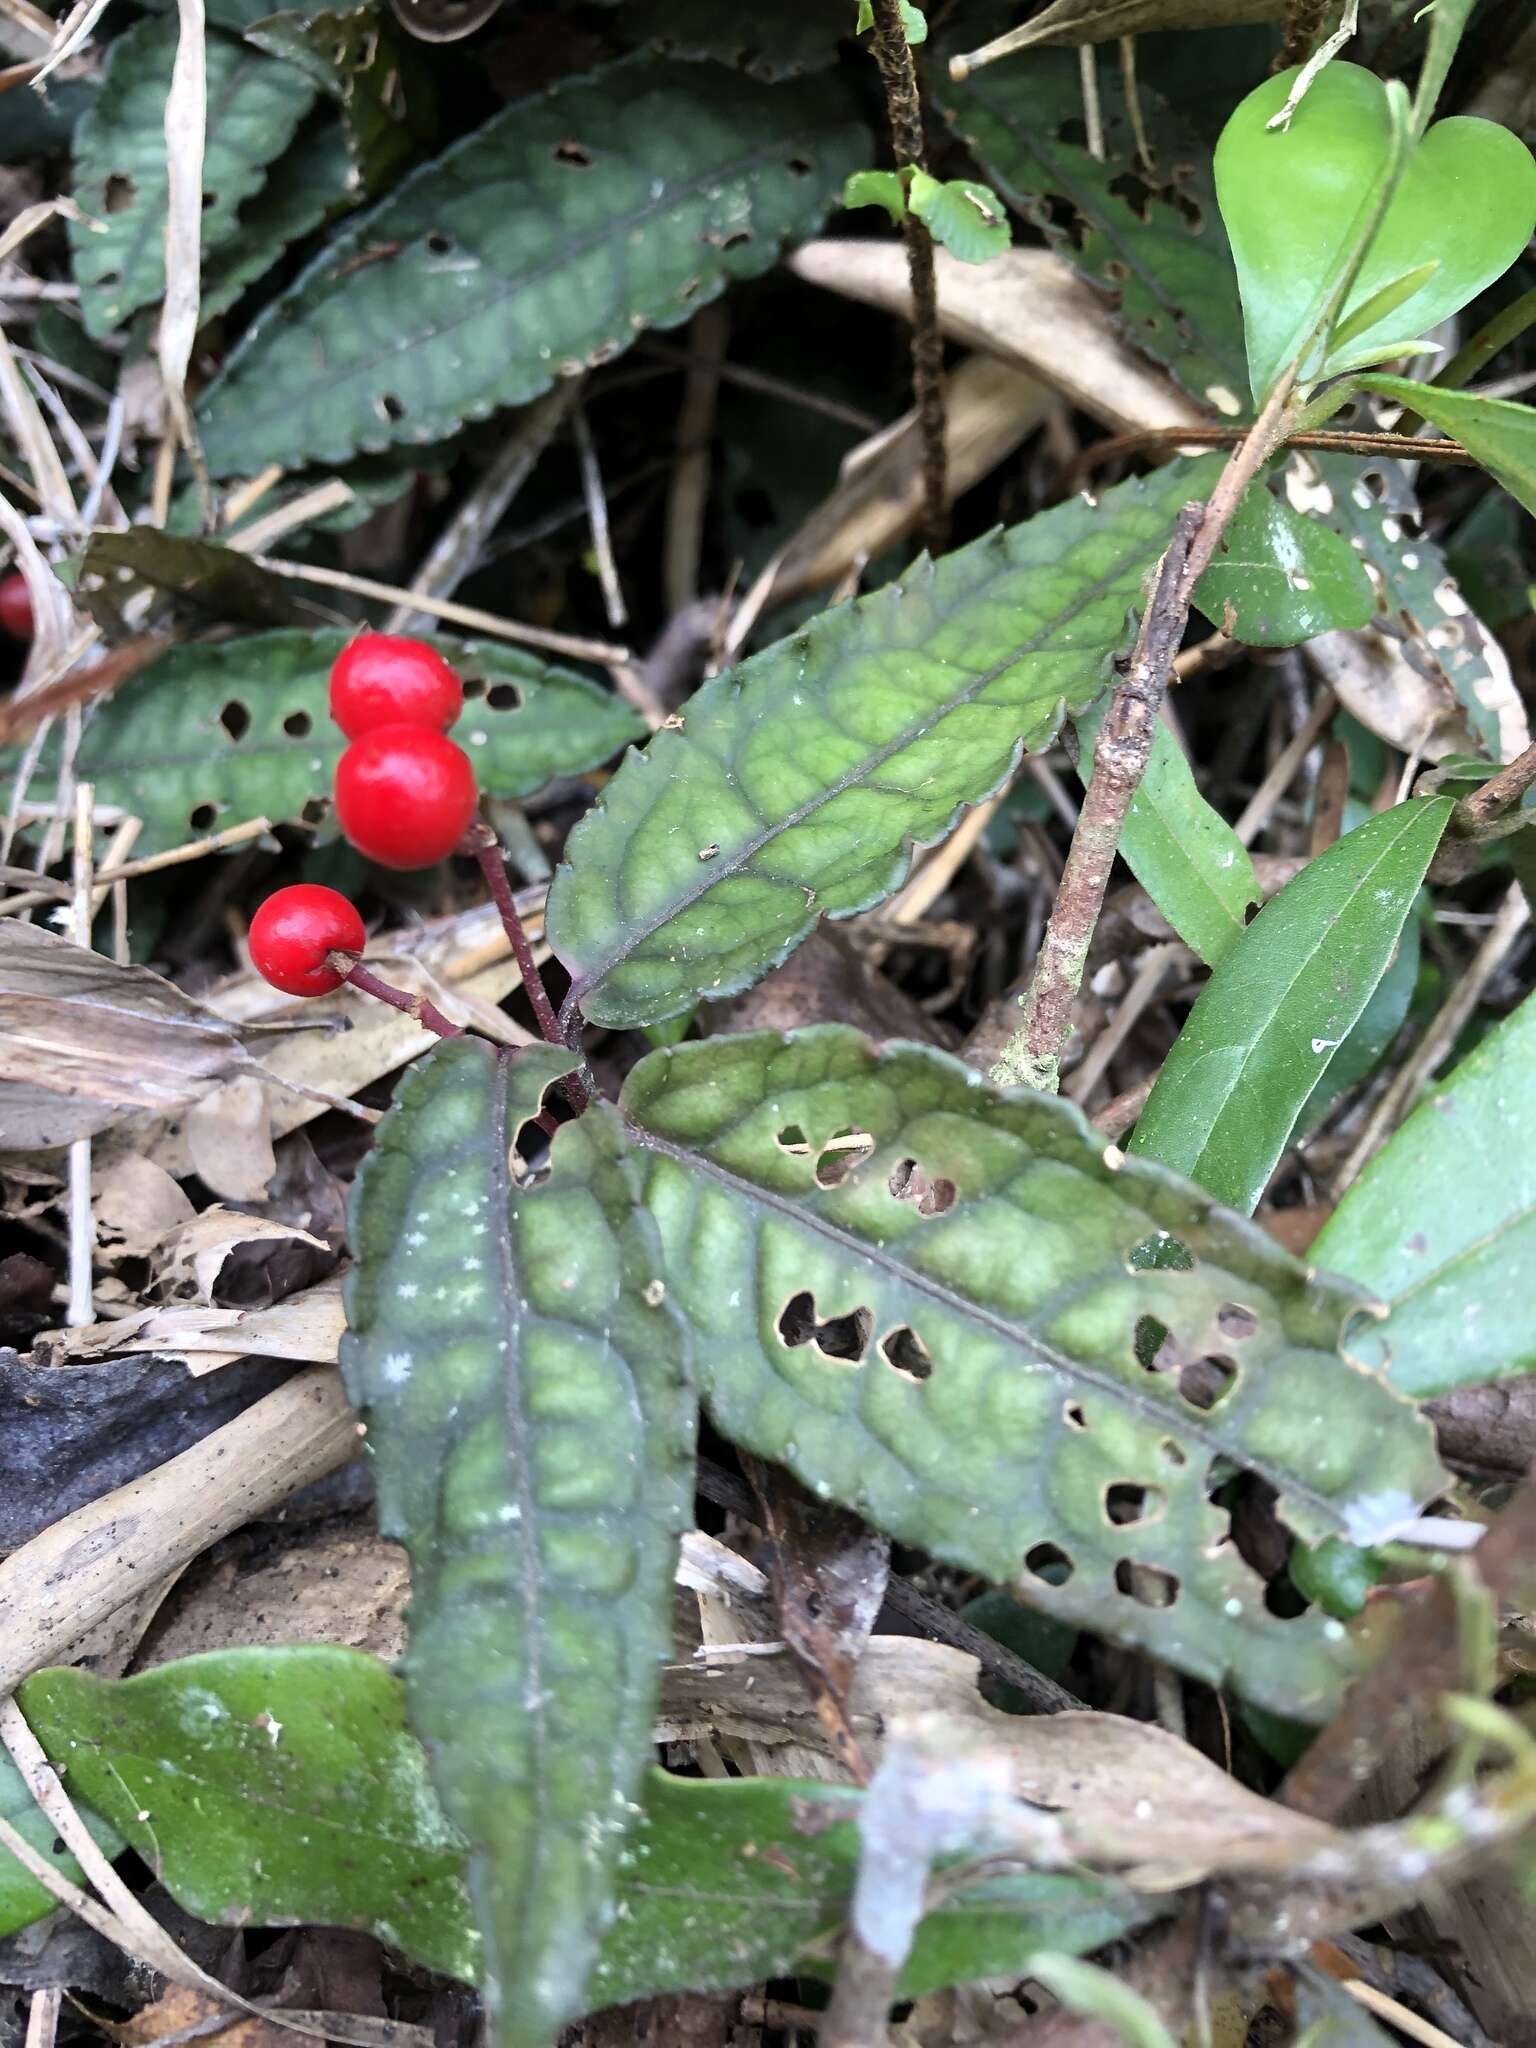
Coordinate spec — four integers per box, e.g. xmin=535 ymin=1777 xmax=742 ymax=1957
xmin=1214 ymin=63 xmax=1536 ymax=402
xmin=0 ymin=1749 xmax=122 ymax=1941
xmin=908 ymin=170 xmax=1011 ymax=264
xmin=845 ymin=167 xmax=908 ymax=226
xmin=17 ymin=1649 xmax=476 ymax=1977
xmin=198 ymin=56 xmax=865 ymax=474
xmin=1312 ymin=989 xmax=1536 ymax=1397
xmin=1070 ymin=705 xmax=1258 ymax=968
xmin=623 ymin=1027 xmax=1446 ymax=1719
xmin=938 ymin=40 xmax=1248 ymax=409
xmin=6 ymin=631 xmax=640 ymax=856
xmin=857 ymin=0 xmax=928 ymax=42
xmin=1130 ymin=800 xmax=1453 ymax=1213
xmin=1199 ymin=477 xmax=1376 ymax=644
xmin=15 ymin=1650 xmax=1149 ymax=2001
xmin=1359 ymin=376 xmax=1536 ymax=523
xmin=68 ymin=19 xmax=318 ymax=338
xmin=342 ymin=1041 xmax=694 ymax=2048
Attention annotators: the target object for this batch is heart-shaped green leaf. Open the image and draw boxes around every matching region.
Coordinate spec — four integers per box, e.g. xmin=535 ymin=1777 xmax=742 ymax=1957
xmin=1215 ymin=61 xmax=1536 ymax=402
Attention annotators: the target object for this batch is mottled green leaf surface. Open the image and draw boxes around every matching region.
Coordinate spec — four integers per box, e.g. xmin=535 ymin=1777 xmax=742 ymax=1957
xmin=199 ymin=120 xmax=357 ymax=324
xmin=937 ymin=40 xmax=1248 ymax=407
xmin=549 ymin=462 xmax=1207 ymax=1031
xmin=1131 ymin=802 xmax=1451 ymax=1213
xmin=13 ymin=631 xmax=639 ymax=855
xmin=18 ymin=1650 xmax=474 ymax=1975
xmin=69 ymin=19 xmax=317 ymax=337
xmin=1362 ymin=376 xmax=1536 ymax=522
xmin=0 ymin=1750 xmax=122 ymax=1941
xmin=342 ymin=1041 xmax=694 ymax=2047
xmin=623 ymin=1028 xmax=1445 ymax=1718
xmin=1199 ymin=482 xmax=1375 ymax=645
xmin=1313 ymin=990 xmax=1536 ymax=1396
xmin=198 ymin=56 xmax=865 ymax=474
xmin=16 ymin=1650 xmax=1149 ymax=2001
xmin=1071 ymin=704 xmax=1257 ymax=967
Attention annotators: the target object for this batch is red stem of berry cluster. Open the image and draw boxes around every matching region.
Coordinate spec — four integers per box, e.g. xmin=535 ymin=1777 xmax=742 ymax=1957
xmin=461 ymin=822 xmax=565 ymax=1047
xmin=331 ymin=956 xmax=465 ymax=1039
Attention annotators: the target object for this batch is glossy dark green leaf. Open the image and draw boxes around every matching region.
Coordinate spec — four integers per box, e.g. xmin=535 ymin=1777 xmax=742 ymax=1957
xmin=1215 ymin=63 xmax=1536 ymax=401
xmin=623 ymin=1027 xmax=1446 ymax=1718
xmin=1294 ymin=914 xmax=1420 ymax=1141
xmin=548 ymin=461 xmax=1207 ymax=1032
xmin=937 ymin=40 xmax=1248 ymax=408
xmin=68 ymin=19 xmax=318 ymax=338
xmin=1312 ymin=990 xmax=1536 ymax=1397
xmin=611 ymin=0 xmax=846 ymax=77
xmin=13 ymin=630 xmax=639 ymax=856
xmin=16 ymin=1649 xmax=1150 ymax=2003
xmin=0 ymin=1750 xmax=122 ymax=1941
xmin=1360 ymin=376 xmax=1536 ymax=522
xmin=198 ymin=56 xmax=865 ymax=474
xmin=199 ymin=120 xmax=357 ymax=324
xmin=1130 ymin=801 xmax=1452 ymax=1213
xmin=1070 ymin=705 xmax=1257 ymax=968
xmin=1197 ymin=483 xmax=1375 ymax=645
xmin=342 ymin=1040 xmax=694 ymax=2048
xmin=17 ymin=1649 xmax=475 ymax=1976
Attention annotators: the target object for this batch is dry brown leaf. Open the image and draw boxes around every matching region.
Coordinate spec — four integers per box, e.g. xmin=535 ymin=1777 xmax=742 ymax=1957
xmin=54 ymin=1275 xmax=346 ymax=1373
xmin=152 ymin=1205 xmax=330 ymax=1308
xmin=124 ymin=1985 xmax=306 ymax=2048
xmin=185 ymin=1074 xmax=277 ymax=1201
xmin=948 ymin=0 xmax=1281 ymax=65
xmin=92 ymin=1154 xmax=195 ymax=1261
xmin=789 ymin=241 xmax=1203 ymax=436
xmin=0 ymin=921 xmax=256 ymax=1151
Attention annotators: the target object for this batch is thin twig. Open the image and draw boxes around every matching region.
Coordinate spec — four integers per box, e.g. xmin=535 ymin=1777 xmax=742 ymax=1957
xmin=1079 ymin=44 xmax=1105 ymax=161
xmin=1454 ymin=734 xmax=1536 ymax=833
xmin=66 ymin=780 xmax=95 ymax=1327
xmin=462 ymin=822 xmax=566 ymax=1050
xmin=1075 ymin=422 xmax=1480 ymax=481
xmin=867 ymin=0 xmax=947 ymax=557
xmin=572 ymin=399 xmax=627 ymax=630
xmin=1233 ymin=686 xmax=1337 ymax=846
xmin=663 ymin=303 xmax=728 ymax=615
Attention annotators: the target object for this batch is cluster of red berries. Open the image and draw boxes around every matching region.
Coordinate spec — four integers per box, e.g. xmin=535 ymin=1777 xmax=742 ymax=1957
xmin=0 ymin=570 xmax=34 ymax=641
xmin=252 ymin=633 xmax=481 ymax=997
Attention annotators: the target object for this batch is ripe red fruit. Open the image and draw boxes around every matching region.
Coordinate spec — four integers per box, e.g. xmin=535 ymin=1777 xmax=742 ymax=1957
xmin=0 ymin=572 xmax=34 ymax=641
xmin=249 ymin=884 xmax=366 ymax=997
xmin=334 ymin=724 xmax=478 ymax=870
xmin=328 ymin=632 xmax=463 ymax=739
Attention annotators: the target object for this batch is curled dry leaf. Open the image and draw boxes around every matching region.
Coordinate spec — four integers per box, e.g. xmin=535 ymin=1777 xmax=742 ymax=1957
xmin=151 ymin=1206 xmax=332 ymax=1311
xmin=185 ymin=1075 xmax=277 ymax=1203
xmin=52 ymin=1275 xmax=345 ymax=1375
xmin=0 ymin=922 xmax=257 ymax=1152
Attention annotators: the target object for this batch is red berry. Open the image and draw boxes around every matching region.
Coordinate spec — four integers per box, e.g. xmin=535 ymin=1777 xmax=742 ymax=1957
xmin=334 ymin=724 xmax=478 ymax=870
xmin=0 ymin=572 xmax=34 ymax=641
xmin=329 ymin=632 xmax=463 ymax=739
xmin=249 ymin=884 xmax=366 ymax=997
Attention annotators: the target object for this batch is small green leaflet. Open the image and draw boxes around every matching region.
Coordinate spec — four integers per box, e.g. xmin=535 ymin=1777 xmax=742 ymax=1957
xmin=1360 ymin=376 xmax=1536 ymax=523
xmin=856 ymin=0 xmax=927 ymax=42
xmin=908 ymin=170 xmax=1011 ymax=263
xmin=1198 ymin=480 xmax=1375 ymax=645
xmin=1130 ymin=801 xmax=1453 ymax=1214
xmin=1312 ymin=988 xmax=1536 ymax=1397
xmin=0 ymin=1749 xmax=122 ymax=1941
xmin=342 ymin=1041 xmax=694 ymax=2048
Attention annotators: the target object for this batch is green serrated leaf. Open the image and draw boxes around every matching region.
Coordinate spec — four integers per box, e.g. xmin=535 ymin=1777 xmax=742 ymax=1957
xmin=844 ymin=167 xmax=908 ymax=226
xmin=1071 ymin=706 xmax=1258 ymax=967
xmin=8 ymin=631 xmax=640 ymax=857
xmin=0 ymin=1748 xmax=122 ymax=1941
xmin=245 ymin=4 xmax=436 ymax=195
xmin=16 ymin=1649 xmax=475 ymax=1975
xmin=908 ymin=170 xmax=1011 ymax=264
xmin=68 ymin=18 xmax=318 ymax=338
xmin=937 ymin=38 xmax=1248 ymax=410
xmin=622 ymin=1026 xmax=1446 ymax=1718
xmin=14 ymin=1649 xmax=1149 ymax=2002
xmin=548 ymin=460 xmax=1205 ymax=1032
xmin=1360 ymin=375 xmax=1536 ymax=523
xmin=1130 ymin=801 xmax=1452 ymax=1214
xmin=1312 ymin=988 xmax=1536 ymax=1397
xmin=342 ymin=1040 xmax=694 ymax=2047
xmin=200 ymin=119 xmax=358 ymax=324
xmin=1198 ymin=481 xmax=1376 ymax=644
xmin=197 ymin=55 xmax=866 ymax=475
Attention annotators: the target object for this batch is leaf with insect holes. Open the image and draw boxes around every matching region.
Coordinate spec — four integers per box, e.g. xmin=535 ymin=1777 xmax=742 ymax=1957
xmin=622 ymin=1027 xmax=1446 ymax=1719
xmin=5 ymin=630 xmax=640 ymax=857
xmin=11 ymin=1649 xmax=1150 ymax=1999
xmin=1359 ymin=377 xmax=1536 ymax=524
xmin=199 ymin=121 xmax=358 ymax=324
xmin=244 ymin=4 xmax=438 ymax=196
xmin=1196 ymin=481 xmax=1375 ymax=645
xmin=342 ymin=1041 xmax=694 ymax=2048
xmin=1130 ymin=801 xmax=1453 ymax=1214
xmin=1312 ymin=989 xmax=1536 ymax=1398
xmin=936 ymin=36 xmax=1248 ymax=412
xmin=68 ymin=18 xmax=318 ymax=338
xmin=196 ymin=54 xmax=866 ymax=474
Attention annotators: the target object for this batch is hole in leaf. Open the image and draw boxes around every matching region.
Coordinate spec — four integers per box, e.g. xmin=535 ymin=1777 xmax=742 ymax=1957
xmin=425 ymin=231 xmax=453 ymax=255
xmin=283 ymin=709 xmax=312 ymax=738
xmin=1265 ymin=1572 xmax=1309 ymax=1620
xmin=1025 ymin=1542 xmax=1073 ymax=1585
xmin=1179 ymin=1354 xmax=1238 ymax=1411
xmin=201 ymin=190 xmax=218 ymax=211
xmin=1105 ymin=1483 xmax=1164 ymax=1526
xmin=1115 ymin=1560 xmax=1179 ymax=1607
xmin=300 ymin=796 xmax=329 ymax=826
xmin=554 ymin=138 xmax=593 ymax=167
xmin=879 ymin=1324 xmax=932 ymax=1381
xmin=815 ymin=1127 xmax=874 ymax=1189
xmin=1217 ymin=1302 xmax=1259 ymax=1341
xmin=887 ymin=1158 xmax=957 ymax=1216
xmin=1158 ymin=1437 xmax=1188 ymax=1467
xmin=1128 ymin=1232 xmax=1194 ymax=1272
xmin=775 ymin=1124 xmax=811 ymax=1156
xmin=103 ymin=174 xmax=136 ymax=213
xmin=218 ymin=699 xmax=250 ymax=741
xmin=776 ymin=1291 xmax=871 ymax=1363
xmin=379 ymin=393 xmax=405 ymax=422
xmin=97 ymin=269 xmax=122 ymax=288
xmin=486 ymin=681 xmax=521 ymax=711
xmin=787 ymin=155 xmax=813 ymax=176
xmin=778 ymin=1290 xmax=816 ymax=1346
xmin=1133 ymin=1316 xmax=1171 ymax=1371
xmin=461 ymin=675 xmax=485 ymax=698
xmin=189 ymin=803 xmax=217 ymax=830
xmin=1064 ymin=1401 xmax=1088 ymax=1430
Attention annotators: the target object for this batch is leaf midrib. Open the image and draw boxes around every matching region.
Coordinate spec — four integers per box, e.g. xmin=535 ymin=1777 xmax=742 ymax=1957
xmin=626 ymin=1122 xmax=1354 ymax=1536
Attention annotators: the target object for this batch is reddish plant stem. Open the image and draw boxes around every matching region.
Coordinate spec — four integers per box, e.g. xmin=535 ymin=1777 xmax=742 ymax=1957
xmin=332 ymin=956 xmax=465 ymax=1038
xmin=462 ymin=822 xmax=564 ymax=1047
